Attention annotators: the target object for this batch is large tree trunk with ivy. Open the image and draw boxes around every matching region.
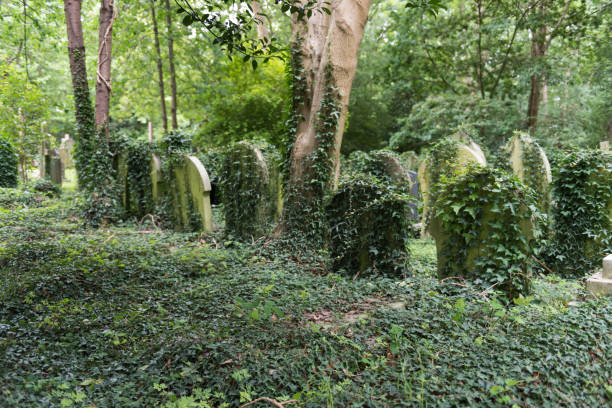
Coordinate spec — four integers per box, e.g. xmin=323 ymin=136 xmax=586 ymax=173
xmin=63 ymin=0 xmax=95 ymax=187
xmin=95 ymin=0 xmax=116 ymax=136
xmin=164 ymin=0 xmax=178 ymax=129
xmin=150 ymin=0 xmax=168 ymax=133
xmin=282 ymin=0 xmax=371 ymax=236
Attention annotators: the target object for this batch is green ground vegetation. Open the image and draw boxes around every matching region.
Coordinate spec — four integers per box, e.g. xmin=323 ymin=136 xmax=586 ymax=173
xmin=0 ymin=189 xmax=610 ymax=407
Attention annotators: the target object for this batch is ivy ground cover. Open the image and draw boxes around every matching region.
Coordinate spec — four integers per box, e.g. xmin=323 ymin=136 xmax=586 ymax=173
xmin=0 ymin=191 xmax=610 ymax=407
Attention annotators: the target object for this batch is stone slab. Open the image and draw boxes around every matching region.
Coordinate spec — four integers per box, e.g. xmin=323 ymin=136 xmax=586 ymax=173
xmin=603 ymin=254 xmax=612 ymax=279
xmin=586 ymin=270 xmax=612 ymax=296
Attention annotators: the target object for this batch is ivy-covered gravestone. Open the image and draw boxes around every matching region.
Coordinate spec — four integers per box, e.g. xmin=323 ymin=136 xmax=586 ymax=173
xmin=549 ymin=150 xmax=612 ymax=277
xmin=116 ymin=151 xmax=129 ymax=210
xmin=418 ymin=135 xmax=487 ymax=236
xmin=504 ymin=132 xmax=552 ymax=214
xmin=327 ymin=176 xmax=411 ymax=277
xmin=0 ymin=138 xmax=18 ymax=188
xmin=399 ymin=150 xmax=420 ymax=171
xmin=431 ymin=166 xmax=537 ymax=299
xmin=221 ymin=141 xmax=275 ymax=240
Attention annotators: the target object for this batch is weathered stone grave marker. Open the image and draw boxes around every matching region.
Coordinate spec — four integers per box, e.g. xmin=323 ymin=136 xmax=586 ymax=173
xmin=504 ymin=132 xmax=551 ymax=213
xmin=418 ymin=134 xmax=487 ymax=236
xmin=586 ymin=254 xmax=612 ymax=295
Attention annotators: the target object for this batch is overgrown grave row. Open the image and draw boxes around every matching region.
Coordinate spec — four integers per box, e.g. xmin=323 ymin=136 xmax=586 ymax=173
xmin=108 ymin=128 xmax=610 ymax=299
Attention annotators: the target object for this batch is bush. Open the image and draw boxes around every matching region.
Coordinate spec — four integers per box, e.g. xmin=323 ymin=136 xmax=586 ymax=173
xmin=548 ymin=150 xmax=612 ymax=277
xmin=327 ymin=175 xmax=412 ymax=277
xmin=433 ymin=166 xmax=538 ymax=299
xmin=0 ymin=138 xmax=18 ymax=188
xmin=30 ymin=178 xmax=61 ymax=197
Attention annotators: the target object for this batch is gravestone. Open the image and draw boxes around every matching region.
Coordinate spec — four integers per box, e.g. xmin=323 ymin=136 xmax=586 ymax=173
xmin=167 ymin=155 xmax=214 ymax=233
xmin=601 ymin=141 xmax=610 ymax=151
xmin=504 ymin=132 xmax=551 ymax=213
xmin=418 ymin=135 xmax=487 ymax=236
xmin=586 ymin=254 xmax=612 ymax=295
xmin=58 ymin=135 xmax=75 ymax=168
xmin=150 ymin=153 xmax=165 ymax=205
xmin=407 ymin=170 xmax=419 ymax=220
xmin=116 ymin=151 xmax=129 ymax=210
xmin=222 ymin=142 xmax=275 ymax=239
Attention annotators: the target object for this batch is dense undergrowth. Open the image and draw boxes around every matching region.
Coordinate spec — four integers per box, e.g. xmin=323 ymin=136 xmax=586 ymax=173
xmin=0 ymin=190 xmax=611 ymax=407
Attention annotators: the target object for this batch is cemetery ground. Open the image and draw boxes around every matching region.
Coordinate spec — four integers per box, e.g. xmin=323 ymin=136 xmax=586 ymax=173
xmin=0 ymin=189 xmax=611 ymax=408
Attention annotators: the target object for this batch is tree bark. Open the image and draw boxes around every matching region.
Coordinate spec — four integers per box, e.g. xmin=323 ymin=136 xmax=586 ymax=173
xmin=164 ymin=0 xmax=178 ymax=129
xmin=95 ymin=0 xmax=116 ymax=136
xmin=150 ymin=0 xmax=168 ymax=133
xmin=283 ymin=0 xmax=371 ymax=234
xmin=64 ymin=0 xmax=93 ymax=133
xmin=251 ymin=1 xmax=270 ymax=44
xmin=526 ymin=23 xmax=546 ymax=130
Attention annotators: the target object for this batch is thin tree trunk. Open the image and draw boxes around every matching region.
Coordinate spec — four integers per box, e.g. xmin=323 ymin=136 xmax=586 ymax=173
xmin=95 ymin=0 xmax=116 ymax=136
xmin=251 ymin=1 xmax=270 ymax=45
xmin=164 ymin=0 xmax=178 ymax=129
xmin=526 ymin=24 xmax=546 ymax=130
xmin=150 ymin=0 xmax=168 ymax=133
xmin=63 ymin=0 xmax=95 ymax=188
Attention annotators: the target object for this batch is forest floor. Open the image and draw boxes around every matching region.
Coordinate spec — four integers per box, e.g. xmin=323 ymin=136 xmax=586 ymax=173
xmin=0 ymin=188 xmax=611 ymax=407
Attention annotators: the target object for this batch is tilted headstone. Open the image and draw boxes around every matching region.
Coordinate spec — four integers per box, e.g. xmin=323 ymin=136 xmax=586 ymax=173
xmin=183 ymin=156 xmax=213 ymax=232
xmin=504 ymin=132 xmax=551 ymax=213
xmin=167 ymin=155 xmax=214 ymax=233
xmin=418 ymin=136 xmax=487 ymax=236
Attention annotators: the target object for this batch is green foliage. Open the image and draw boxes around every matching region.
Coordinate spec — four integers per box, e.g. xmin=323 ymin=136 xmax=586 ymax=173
xmin=221 ymin=141 xmax=275 ymax=240
xmin=548 ymin=150 xmax=612 ymax=277
xmin=390 ymin=94 xmax=522 ymax=153
xmin=0 ymin=138 xmax=18 ymax=188
xmin=434 ymin=166 xmax=539 ymax=299
xmin=30 ymin=178 xmax=61 ymax=198
xmin=327 ymin=175 xmax=412 ymax=277
xmin=0 ymin=64 xmax=49 ymax=179
xmin=0 ymin=195 xmax=611 ymax=407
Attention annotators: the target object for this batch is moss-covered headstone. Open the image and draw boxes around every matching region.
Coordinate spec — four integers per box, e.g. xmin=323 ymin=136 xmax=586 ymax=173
xmin=222 ymin=141 xmax=278 ymax=240
xmin=169 ymin=156 xmax=214 ymax=233
xmin=418 ymin=135 xmax=487 ymax=236
xmin=327 ymin=176 xmax=411 ymax=277
xmin=431 ymin=166 xmax=536 ymax=299
xmin=504 ymin=132 xmax=551 ymax=214
xmin=550 ymin=150 xmax=612 ymax=276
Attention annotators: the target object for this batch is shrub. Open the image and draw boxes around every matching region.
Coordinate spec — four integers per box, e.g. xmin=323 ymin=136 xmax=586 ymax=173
xmin=327 ymin=175 xmax=412 ymax=277
xmin=30 ymin=178 xmax=61 ymax=197
xmin=433 ymin=166 xmax=538 ymax=299
xmin=548 ymin=150 xmax=612 ymax=277
xmin=0 ymin=138 xmax=18 ymax=188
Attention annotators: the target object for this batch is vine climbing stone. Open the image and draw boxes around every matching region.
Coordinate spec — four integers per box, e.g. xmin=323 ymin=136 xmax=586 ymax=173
xmin=504 ymin=132 xmax=551 ymax=214
xmin=222 ymin=141 xmax=279 ymax=240
xmin=430 ymin=166 xmax=536 ymax=299
xmin=418 ymin=134 xmax=487 ymax=236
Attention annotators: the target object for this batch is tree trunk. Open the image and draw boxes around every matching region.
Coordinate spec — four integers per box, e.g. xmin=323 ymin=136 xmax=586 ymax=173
xmin=150 ymin=0 xmax=168 ymax=133
xmin=164 ymin=0 xmax=178 ymax=129
xmin=251 ymin=1 xmax=270 ymax=44
xmin=283 ymin=0 xmax=371 ymax=235
xmin=63 ymin=0 xmax=95 ymax=187
xmin=526 ymin=25 xmax=546 ymax=130
xmin=95 ymin=0 xmax=116 ymax=136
